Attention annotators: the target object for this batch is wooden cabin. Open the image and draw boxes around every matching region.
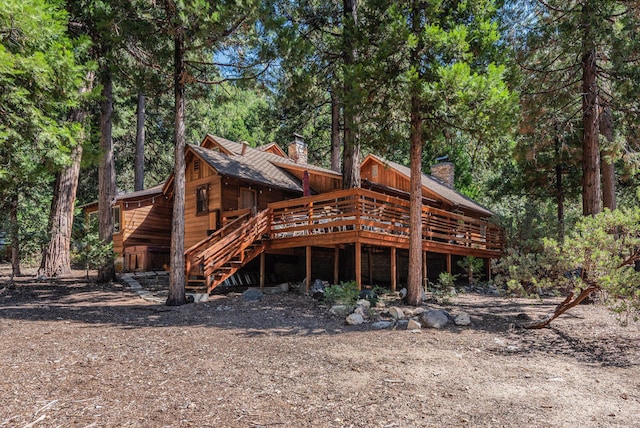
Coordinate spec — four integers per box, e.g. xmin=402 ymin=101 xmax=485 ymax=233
xmin=83 ymin=183 xmax=172 ymax=272
xmin=92 ymin=133 xmax=503 ymax=291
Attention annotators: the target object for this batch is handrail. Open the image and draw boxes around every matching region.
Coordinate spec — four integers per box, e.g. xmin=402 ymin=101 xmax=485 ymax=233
xmin=185 ymin=211 xmax=250 ymax=263
xmin=268 ymin=188 xmax=503 ymax=253
xmin=194 ymin=208 xmax=272 ymax=280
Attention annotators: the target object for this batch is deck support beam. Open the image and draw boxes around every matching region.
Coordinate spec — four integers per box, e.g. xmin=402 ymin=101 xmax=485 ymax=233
xmin=259 ymin=252 xmax=265 ymax=288
xmin=391 ymin=247 xmax=397 ymax=292
xmin=334 ymin=247 xmax=339 ymax=285
xmin=355 ymin=242 xmax=362 ymax=290
xmin=306 ymin=246 xmax=311 ymax=294
xmin=485 ymin=258 xmax=492 ymax=281
xmin=446 ymin=253 xmax=452 ymax=274
xmin=423 ymin=250 xmax=428 ymax=290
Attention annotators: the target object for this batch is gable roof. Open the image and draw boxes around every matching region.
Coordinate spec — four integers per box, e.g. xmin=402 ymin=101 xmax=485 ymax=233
xmin=204 ymin=135 xmax=341 ymax=178
xmin=188 ymin=143 xmax=303 ymax=192
xmin=364 ymin=154 xmax=494 ymax=217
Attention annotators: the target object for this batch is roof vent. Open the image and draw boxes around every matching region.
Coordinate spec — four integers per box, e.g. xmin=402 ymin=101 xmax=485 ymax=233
xmin=241 ymin=141 xmax=248 ymax=156
xmin=288 ymin=133 xmax=307 ymax=164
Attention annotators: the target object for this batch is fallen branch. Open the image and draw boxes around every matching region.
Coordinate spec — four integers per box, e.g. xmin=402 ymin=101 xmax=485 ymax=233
xmin=524 ymin=285 xmax=600 ymax=329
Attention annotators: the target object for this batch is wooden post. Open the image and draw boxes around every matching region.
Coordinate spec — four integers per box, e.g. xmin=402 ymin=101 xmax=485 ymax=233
xmin=259 ymin=252 xmax=265 ymax=288
xmin=355 ymin=242 xmax=362 ymax=290
xmin=485 ymin=258 xmax=492 ymax=281
xmin=391 ymin=247 xmax=397 ymax=292
xmin=446 ymin=253 xmax=452 ymax=274
xmin=306 ymin=246 xmax=312 ymax=294
xmin=422 ymin=250 xmax=428 ymax=290
xmin=368 ymin=247 xmax=373 ymax=286
xmin=333 ymin=247 xmax=339 ymax=285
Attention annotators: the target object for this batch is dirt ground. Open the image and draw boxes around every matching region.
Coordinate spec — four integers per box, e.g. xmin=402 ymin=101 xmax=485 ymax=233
xmin=1 ymin=266 xmax=639 ymax=427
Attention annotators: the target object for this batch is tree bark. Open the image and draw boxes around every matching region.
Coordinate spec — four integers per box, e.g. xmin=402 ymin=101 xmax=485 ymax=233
xmin=38 ymin=144 xmax=82 ymax=277
xmin=599 ymin=104 xmax=616 ymax=210
xmin=406 ymin=1 xmax=425 ymax=306
xmin=97 ymin=69 xmax=116 ymax=283
xmin=38 ymin=72 xmax=93 ymax=277
xmin=341 ymin=0 xmax=360 ymax=189
xmin=9 ymin=193 xmax=21 ymax=278
xmin=406 ymin=95 xmax=424 ymax=306
xmin=134 ymin=93 xmax=146 ymax=192
xmin=167 ymin=30 xmax=187 ymax=306
xmin=581 ymin=1 xmax=601 ymax=216
xmin=330 ymin=88 xmax=341 ymax=173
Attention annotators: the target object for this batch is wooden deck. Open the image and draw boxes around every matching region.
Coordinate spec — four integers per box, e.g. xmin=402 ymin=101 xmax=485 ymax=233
xmin=185 ymin=188 xmax=503 ymax=293
xmin=267 ymin=188 xmax=502 ymax=258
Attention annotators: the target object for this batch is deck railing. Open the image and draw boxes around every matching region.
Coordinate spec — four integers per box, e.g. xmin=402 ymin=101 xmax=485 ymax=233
xmin=268 ymin=188 xmax=503 ymax=252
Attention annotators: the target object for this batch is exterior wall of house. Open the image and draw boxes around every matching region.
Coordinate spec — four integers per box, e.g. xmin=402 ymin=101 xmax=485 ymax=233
xmin=284 ymin=169 xmax=342 ymax=194
xmin=185 ymin=156 xmax=222 ymax=249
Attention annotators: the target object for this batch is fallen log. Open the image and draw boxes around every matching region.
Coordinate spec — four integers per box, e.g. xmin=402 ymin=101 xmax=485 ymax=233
xmin=524 ymin=285 xmax=600 ymax=329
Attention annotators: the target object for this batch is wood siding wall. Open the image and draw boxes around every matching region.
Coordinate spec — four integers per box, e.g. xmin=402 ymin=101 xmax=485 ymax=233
xmin=112 ymin=195 xmax=172 ymax=256
xmin=185 ymin=158 xmax=222 ymax=249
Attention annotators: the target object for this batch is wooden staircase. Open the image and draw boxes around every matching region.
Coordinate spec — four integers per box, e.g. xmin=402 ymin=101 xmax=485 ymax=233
xmin=184 ymin=208 xmax=272 ymax=293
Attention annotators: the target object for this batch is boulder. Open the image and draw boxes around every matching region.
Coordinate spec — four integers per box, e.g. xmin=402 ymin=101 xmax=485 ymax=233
xmin=371 ymin=320 xmax=394 ymax=330
xmin=421 ymin=309 xmax=450 ymax=329
xmin=330 ymin=305 xmax=351 ymax=317
xmin=454 ymin=312 xmax=471 ymax=326
xmin=388 ymin=306 xmax=405 ymax=320
xmin=356 ymin=299 xmax=371 ymax=310
xmin=346 ymin=313 xmax=364 ymax=325
xmin=407 ymin=319 xmax=422 ymax=330
xmin=242 ymin=288 xmax=263 ymax=301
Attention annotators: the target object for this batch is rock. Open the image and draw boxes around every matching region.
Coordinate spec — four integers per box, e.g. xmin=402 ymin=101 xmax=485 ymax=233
xmin=277 ymin=282 xmax=289 ymax=292
xmin=330 ymin=304 xmax=351 ymax=317
xmin=454 ymin=312 xmax=471 ymax=326
xmin=371 ymin=320 xmax=394 ymax=330
xmin=399 ymin=287 xmax=407 ymax=298
xmin=407 ymin=319 xmax=422 ymax=330
xmin=242 ymin=288 xmax=263 ymax=301
xmin=405 ymin=307 xmax=425 ymax=317
xmin=311 ymin=279 xmax=325 ymax=294
xmin=388 ymin=306 xmax=405 ymax=320
xmin=375 ymin=300 xmax=386 ymax=309
xmin=356 ymin=299 xmax=371 ymax=310
xmin=346 ymin=313 xmax=364 ymax=325
xmin=421 ymin=309 xmax=450 ymax=328
xmin=354 ymin=306 xmax=365 ymax=316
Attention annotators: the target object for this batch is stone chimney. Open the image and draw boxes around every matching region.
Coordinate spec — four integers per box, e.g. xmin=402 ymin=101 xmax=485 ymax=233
xmin=288 ymin=133 xmax=308 ymax=164
xmin=431 ymin=161 xmax=455 ymax=189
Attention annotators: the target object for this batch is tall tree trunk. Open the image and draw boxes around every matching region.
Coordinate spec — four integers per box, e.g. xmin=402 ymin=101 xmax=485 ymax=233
xmin=555 ymin=136 xmax=564 ymax=242
xmin=134 ymin=93 xmax=146 ymax=191
xmin=581 ymin=2 xmax=601 ymax=216
xmin=342 ymin=0 xmax=360 ymax=189
xmin=38 ymin=145 xmax=83 ymax=277
xmin=167 ymin=30 xmax=187 ymax=306
xmin=406 ymin=1 xmax=424 ymax=306
xmin=97 ymin=69 xmax=116 ymax=283
xmin=38 ymin=72 xmax=93 ymax=277
xmin=330 ymin=88 xmax=341 ymax=173
xmin=599 ymin=104 xmax=616 ymax=210
xmin=407 ymin=95 xmax=423 ymax=306
xmin=9 ymin=193 xmax=21 ymax=278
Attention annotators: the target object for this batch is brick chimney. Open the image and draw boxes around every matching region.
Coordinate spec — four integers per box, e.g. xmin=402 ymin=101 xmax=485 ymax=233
xmin=288 ymin=133 xmax=307 ymax=164
xmin=431 ymin=161 xmax=455 ymax=189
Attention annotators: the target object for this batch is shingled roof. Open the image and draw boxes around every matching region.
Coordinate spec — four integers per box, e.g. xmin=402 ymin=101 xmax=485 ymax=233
xmin=366 ymin=154 xmax=494 ymax=217
xmin=189 ymin=143 xmax=303 ymax=192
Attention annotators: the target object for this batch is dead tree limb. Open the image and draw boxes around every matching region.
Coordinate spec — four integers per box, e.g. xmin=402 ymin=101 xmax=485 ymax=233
xmin=524 ymin=285 xmax=600 ymax=329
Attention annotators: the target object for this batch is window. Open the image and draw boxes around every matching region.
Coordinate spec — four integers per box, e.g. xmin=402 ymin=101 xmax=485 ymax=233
xmin=196 ymin=185 xmax=208 ymax=215
xmin=240 ymin=188 xmax=257 ymax=212
xmin=112 ymin=206 xmax=121 ymax=234
xmin=372 ymin=164 xmax=378 ymax=178
xmin=192 ymin=159 xmax=201 ymax=180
